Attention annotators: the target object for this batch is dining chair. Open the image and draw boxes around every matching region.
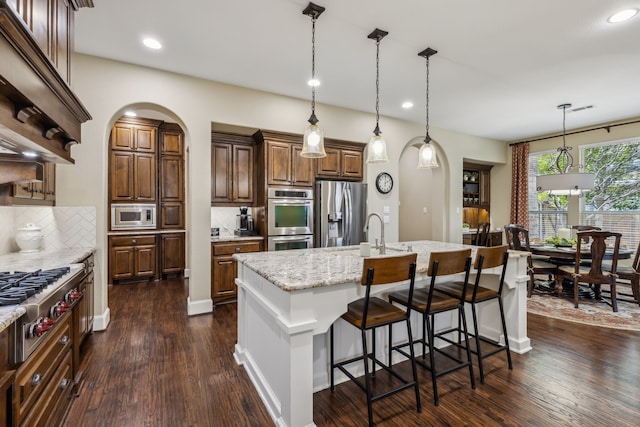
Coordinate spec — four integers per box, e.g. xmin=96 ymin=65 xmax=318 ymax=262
xmin=504 ymin=224 xmax=557 ymax=297
xmin=603 ymin=239 xmax=640 ymax=306
xmin=555 ymin=230 xmax=622 ymax=312
xmin=387 ymin=249 xmax=475 ymax=406
xmin=437 ymin=245 xmax=512 ymax=383
xmin=475 ymin=222 xmax=491 ymax=246
xmin=330 ymin=253 xmax=421 ymax=427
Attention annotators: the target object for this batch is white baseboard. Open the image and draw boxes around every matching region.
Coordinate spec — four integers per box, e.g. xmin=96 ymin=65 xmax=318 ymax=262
xmin=93 ymin=307 xmax=111 ymax=331
xmin=187 ymin=297 xmax=213 ymax=316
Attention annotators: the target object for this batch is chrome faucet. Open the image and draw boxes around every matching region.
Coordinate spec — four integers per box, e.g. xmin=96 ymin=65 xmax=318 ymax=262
xmin=364 ymin=213 xmax=385 ymax=255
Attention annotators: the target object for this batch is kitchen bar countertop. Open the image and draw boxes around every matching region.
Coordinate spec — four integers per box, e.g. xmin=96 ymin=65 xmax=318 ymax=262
xmin=234 ymin=240 xmax=528 ymax=291
xmin=0 ymin=247 xmax=95 ymax=333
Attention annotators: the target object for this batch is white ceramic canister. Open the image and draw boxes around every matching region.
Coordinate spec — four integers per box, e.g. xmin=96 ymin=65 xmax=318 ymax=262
xmin=15 ymin=223 xmax=44 ymax=253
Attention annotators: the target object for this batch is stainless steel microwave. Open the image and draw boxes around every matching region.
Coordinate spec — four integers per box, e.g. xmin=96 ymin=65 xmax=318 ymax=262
xmin=111 ymin=204 xmax=156 ymax=230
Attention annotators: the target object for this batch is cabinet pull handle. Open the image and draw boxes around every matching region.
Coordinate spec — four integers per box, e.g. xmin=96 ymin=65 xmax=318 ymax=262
xmin=32 ymin=373 xmax=42 ymax=386
xmin=59 ymin=335 xmax=69 ymax=345
xmin=219 ymin=261 xmax=233 ymax=265
xmin=60 ymin=378 xmax=70 ymax=389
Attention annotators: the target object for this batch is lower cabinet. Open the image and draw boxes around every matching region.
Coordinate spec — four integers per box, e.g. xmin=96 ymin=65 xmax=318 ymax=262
xmin=109 ymin=235 xmax=157 ymax=282
xmin=212 ymin=239 xmax=263 ymax=304
xmin=109 ymin=233 xmax=185 ymax=283
xmin=14 ymin=314 xmax=74 ymax=427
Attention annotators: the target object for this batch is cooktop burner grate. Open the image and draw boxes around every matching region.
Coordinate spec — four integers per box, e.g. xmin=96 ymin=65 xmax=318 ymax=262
xmin=0 ymin=267 xmax=70 ymax=306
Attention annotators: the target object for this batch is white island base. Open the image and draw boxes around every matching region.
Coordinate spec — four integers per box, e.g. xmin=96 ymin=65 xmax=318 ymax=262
xmin=233 ymin=241 xmax=531 ymax=427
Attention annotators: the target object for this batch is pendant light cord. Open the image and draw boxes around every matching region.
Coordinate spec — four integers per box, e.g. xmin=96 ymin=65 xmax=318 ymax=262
xmin=311 ymin=16 xmax=316 ymax=117
xmin=425 ymin=55 xmax=430 ymax=143
xmin=374 ymin=37 xmax=381 ymax=135
xmin=556 ymin=103 xmax=573 ymax=173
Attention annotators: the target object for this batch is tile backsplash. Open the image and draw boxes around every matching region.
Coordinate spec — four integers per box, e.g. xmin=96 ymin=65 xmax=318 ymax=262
xmin=211 ymin=207 xmax=251 ymax=237
xmin=0 ymin=206 xmax=96 ymax=255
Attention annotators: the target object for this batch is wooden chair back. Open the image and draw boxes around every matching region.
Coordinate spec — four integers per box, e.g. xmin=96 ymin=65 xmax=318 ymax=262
xmin=572 ymin=225 xmax=601 ymax=232
xmin=471 ymin=245 xmax=509 ymax=297
xmin=574 ymin=231 xmax=622 ymax=280
xmin=427 ymin=249 xmax=472 ymax=277
xmin=361 ymin=253 xmax=418 ymax=286
xmin=504 ymin=224 xmax=531 ymax=251
xmin=475 ymin=222 xmax=491 ymax=246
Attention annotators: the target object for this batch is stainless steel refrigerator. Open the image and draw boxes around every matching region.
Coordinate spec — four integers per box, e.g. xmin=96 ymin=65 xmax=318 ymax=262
xmin=315 ymin=180 xmax=367 ymax=248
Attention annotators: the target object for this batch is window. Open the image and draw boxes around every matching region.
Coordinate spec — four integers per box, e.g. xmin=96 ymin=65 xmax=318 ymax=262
xmin=528 ymin=138 xmax=640 ymax=250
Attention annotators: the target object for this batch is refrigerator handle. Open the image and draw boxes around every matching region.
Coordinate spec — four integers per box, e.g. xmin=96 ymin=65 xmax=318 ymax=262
xmin=344 ymin=186 xmax=352 ymax=246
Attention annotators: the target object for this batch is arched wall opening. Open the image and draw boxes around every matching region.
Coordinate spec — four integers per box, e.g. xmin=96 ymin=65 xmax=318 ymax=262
xmin=398 ymin=137 xmax=449 ymax=242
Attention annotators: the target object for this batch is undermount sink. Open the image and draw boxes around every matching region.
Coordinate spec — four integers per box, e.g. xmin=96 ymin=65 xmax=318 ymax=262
xmin=325 ymin=245 xmax=408 ymax=257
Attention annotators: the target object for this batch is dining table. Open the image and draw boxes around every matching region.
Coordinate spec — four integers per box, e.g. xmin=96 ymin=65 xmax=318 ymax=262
xmin=529 ymin=244 xmax=634 ymax=296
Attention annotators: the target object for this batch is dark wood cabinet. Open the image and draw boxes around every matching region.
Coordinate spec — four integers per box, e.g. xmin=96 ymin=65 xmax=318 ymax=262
xmin=9 ymin=161 xmax=55 ymax=204
xmin=110 ymin=121 xmax=157 ymax=152
xmin=160 ymin=202 xmax=184 ymax=229
xmin=265 ymin=140 xmax=314 ymax=188
xmin=160 ymin=233 xmax=185 ymax=275
xmin=316 ymin=146 xmax=363 ymax=180
xmin=462 ymin=163 xmax=493 ymax=231
xmin=211 ymin=132 xmax=255 ymax=205
xmin=159 ymin=124 xmax=185 ymax=229
xmin=212 ymin=240 xmax=262 ymax=304
xmin=109 ymin=235 xmax=157 ymax=282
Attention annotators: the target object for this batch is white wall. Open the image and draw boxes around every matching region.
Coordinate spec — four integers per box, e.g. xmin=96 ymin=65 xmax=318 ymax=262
xmin=62 ymin=54 xmax=507 ymax=323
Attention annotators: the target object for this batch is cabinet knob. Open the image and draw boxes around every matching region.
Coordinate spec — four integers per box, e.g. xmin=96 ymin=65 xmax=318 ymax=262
xmin=59 ymin=335 xmax=69 ymax=346
xmin=32 ymin=373 xmax=43 ymax=386
xmin=60 ymin=378 xmax=70 ymax=389
xmin=132 ymin=239 xmax=137 ymax=244
xmin=235 ymin=247 xmax=241 ymax=252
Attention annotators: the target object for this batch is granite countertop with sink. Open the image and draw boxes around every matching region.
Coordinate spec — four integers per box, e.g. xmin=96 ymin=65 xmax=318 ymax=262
xmin=0 ymin=247 xmax=95 ymax=333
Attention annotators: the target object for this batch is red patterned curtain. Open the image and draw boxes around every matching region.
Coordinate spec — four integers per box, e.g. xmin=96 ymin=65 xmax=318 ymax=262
xmin=510 ymin=142 xmax=529 ymax=227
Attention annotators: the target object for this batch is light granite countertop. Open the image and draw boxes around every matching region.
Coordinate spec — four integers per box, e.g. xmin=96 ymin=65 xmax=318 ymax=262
xmin=234 ymin=240 xmax=528 ymax=292
xmin=0 ymin=247 xmax=95 ymax=333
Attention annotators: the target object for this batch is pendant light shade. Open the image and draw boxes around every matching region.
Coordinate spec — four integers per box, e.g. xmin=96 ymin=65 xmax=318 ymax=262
xmin=366 ymin=28 xmax=389 ymax=164
xmin=417 ymin=47 xmax=439 ymax=168
xmin=301 ymin=2 xmax=326 ymax=158
xmin=535 ymin=103 xmax=595 ymax=195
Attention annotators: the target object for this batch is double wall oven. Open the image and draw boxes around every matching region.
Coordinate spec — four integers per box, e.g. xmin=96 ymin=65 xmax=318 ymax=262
xmin=267 ymin=187 xmax=313 ymax=251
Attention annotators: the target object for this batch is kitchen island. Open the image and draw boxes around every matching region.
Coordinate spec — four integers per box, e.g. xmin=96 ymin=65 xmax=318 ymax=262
xmin=233 ymin=240 xmax=530 ymax=427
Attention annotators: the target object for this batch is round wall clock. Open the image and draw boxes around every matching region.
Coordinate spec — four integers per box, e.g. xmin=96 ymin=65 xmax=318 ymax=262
xmin=375 ymin=172 xmax=393 ymax=194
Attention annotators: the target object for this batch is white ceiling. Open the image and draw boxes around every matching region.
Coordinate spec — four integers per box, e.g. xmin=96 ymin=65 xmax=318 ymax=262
xmin=74 ymin=0 xmax=640 ymax=142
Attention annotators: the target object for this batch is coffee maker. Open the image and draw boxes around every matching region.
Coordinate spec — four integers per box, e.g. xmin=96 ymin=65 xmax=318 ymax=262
xmin=235 ymin=206 xmax=256 ymax=236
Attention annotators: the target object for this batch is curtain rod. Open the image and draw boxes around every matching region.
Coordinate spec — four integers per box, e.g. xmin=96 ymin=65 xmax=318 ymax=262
xmin=508 ymin=118 xmax=640 ymax=146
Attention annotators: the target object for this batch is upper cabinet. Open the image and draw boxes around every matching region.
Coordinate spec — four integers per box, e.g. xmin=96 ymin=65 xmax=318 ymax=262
xmin=316 ymin=145 xmax=363 ymax=180
xmin=211 ymin=131 xmax=255 ymax=205
xmin=463 ymin=164 xmax=491 ymax=207
xmin=0 ymin=1 xmax=93 ymax=163
xmin=265 ymin=140 xmax=314 ymax=188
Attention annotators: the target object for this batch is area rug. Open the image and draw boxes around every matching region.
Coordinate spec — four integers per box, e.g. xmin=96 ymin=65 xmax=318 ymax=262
xmin=527 ymin=293 xmax=640 ymax=331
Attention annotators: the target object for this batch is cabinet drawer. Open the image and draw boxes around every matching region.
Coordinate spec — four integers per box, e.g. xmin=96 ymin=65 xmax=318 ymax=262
xmin=110 ymin=235 xmax=156 ymax=246
xmin=16 ymin=315 xmax=72 ymax=423
xmin=213 ymin=242 xmax=261 ymax=256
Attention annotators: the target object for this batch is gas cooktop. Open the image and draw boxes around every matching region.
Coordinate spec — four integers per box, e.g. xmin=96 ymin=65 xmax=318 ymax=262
xmin=0 ymin=267 xmax=71 ymax=306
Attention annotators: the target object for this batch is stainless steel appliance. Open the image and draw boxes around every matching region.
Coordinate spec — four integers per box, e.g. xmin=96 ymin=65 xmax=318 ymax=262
xmin=235 ymin=206 xmax=257 ymax=236
xmin=2 ymin=255 xmax=94 ymax=363
xmin=315 ymin=180 xmax=367 ymax=248
xmin=111 ymin=203 xmax=156 ymax=230
xmin=268 ymin=235 xmax=314 ymax=251
xmin=267 ymin=187 xmax=313 ymax=250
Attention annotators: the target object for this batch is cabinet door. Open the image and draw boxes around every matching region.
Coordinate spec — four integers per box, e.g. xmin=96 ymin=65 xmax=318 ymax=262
xmin=31 ymin=178 xmax=45 ymax=200
xmin=480 ymin=170 xmax=491 ymax=205
xmin=44 ymin=162 xmax=55 ymax=201
xmin=316 ymin=147 xmax=340 ymax=177
xmin=161 ymin=233 xmax=185 ymax=274
xmin=134 ymin=244 xmax=156 ymax=277
xmin=212 ymin=255 xmax=237 ymax=299
xmin=211 ymin=143 xmax=233 ymax=203
xmin=110 ymin=124 xmax=135 ymax=151
xmin=341 ymin=149 xmax=363 ymax=179
xmin=134 ymin=153 xmax=156 ymax=202
xmin=110 ymin=245 xmax=135 ymax=280
xmin=110 ymin=151 xmax=134 ymax=201
xmin=160 ymin=202 xmax=184 ymax=229
xmin=233 ymin=144 xmax=254 ymax=203
xmin=134 ymin=125 xmax=156 ymax=152
xmin=160 ymin=155 xmax=183 ymax=201
xmin=160 ymin=127 xmax=183 ymax=155
xmin=291 ymin=145 xmax=315 ymax=187
xmin=267 ymin=141 xmax=292 ymax=186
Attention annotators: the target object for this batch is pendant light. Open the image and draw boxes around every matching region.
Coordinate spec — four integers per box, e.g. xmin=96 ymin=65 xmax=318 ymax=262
xmin=417 ymin=47 xmax=439 ymax=168
xmin=366 ymin=28 xmax=389 ymax=164
xmin=535 ymin=103 xmax=595 ymax=196
xmin=300 ymin=2 xmax=326 ymax=158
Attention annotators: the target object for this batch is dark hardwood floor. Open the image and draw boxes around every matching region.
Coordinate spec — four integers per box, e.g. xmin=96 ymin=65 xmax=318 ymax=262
xmin=66 ymin=278 xmax=640 ymax=426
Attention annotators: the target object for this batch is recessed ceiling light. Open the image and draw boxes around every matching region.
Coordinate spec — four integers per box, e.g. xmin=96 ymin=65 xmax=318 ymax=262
xmin=307 ymin=78 xmax=320 ymax=87
xmin=143 ymin=38 xmax=162 ymax=49
xmin=402 ymin=101 xmax=414 ymax=109
xmin=608 ymin=8 xmax=638 ymax=23
xmin=22 ymin=151 xmax=38 ymax=158
xmin=124 ymin=111 xmax=137 ymax=117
